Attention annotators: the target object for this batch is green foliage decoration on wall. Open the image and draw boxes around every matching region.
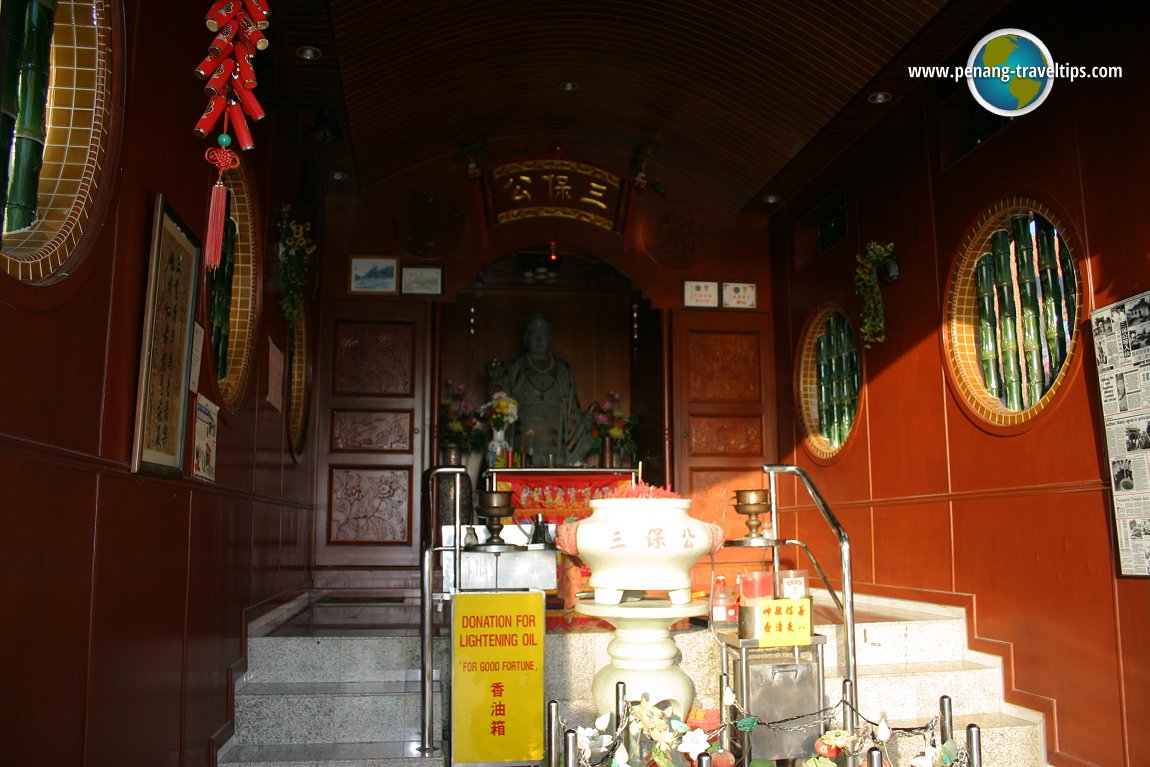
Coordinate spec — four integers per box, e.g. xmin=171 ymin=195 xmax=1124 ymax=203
xmin=854 ymin=241 xmax=894 ymax=347
xmin=278 ymin=204 xmax=315 ymax=326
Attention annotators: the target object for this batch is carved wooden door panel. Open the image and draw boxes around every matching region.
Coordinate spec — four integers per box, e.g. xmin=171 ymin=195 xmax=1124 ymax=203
xmin=672 ymin=311 xmax=777 ymax=498
xmin=314 ymin=299 xmax=430 ymax=569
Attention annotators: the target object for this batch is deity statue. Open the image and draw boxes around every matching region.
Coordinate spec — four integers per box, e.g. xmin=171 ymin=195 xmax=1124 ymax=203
xmin=487 ymin=315 xmax=593 ymax=466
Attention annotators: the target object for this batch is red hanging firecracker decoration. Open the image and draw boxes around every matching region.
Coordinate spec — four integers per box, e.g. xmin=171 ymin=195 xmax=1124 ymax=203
xmin=194 ymin=0 xmax=271 ymax=270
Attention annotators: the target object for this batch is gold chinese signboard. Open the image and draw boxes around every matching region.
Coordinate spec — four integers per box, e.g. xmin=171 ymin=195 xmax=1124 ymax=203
xmin=484 ymin=159 xmax=629 ymax=232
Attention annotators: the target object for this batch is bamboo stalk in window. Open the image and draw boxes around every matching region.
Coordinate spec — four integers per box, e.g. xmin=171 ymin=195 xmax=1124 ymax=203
xmin=834 ymin=314 xmax=853 ymax=438
xmin=211 ymin=217 xmax=237 ymax=377
xmin=1034 ymin=217 xmax=1067 ymax=373
xmin=991 ymin=229 xmax=1023 ymax=410
xmin=1012 ymin=214 xmax=1046 ymax=405
xmin=975 ymin=254 xmax=1002 ymax=398
xmin=1 ymin=0 xmax=30 ymax=239
xmin=5 ymin=0 xmax=55 ymax=232
xmin=816 ymin=332 xmax=833 ymax=444
xmin=826 ymin=317 xmax=842 ymax=447
xmin=845 ymin=329 xmax=860 ymax=426
xmin=1058 ymin=230 xmax=1078 ymax=332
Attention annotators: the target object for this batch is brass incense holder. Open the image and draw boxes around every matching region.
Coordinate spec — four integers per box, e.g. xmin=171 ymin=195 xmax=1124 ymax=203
xmin=726 ymin=488 xmax=776 ymax=548
xmin=469 ymin=490 xmax=526 ymax=552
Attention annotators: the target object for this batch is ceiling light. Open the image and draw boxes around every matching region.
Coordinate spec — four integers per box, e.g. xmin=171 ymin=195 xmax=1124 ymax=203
xmin=762 ymin=194 xmax=782 ymax=205
xmin=329 ymin=170 xmax=348 ymax=182
xmin=868 ymin=91 xmax=892 ymax=104
xmin=558 ymin=81 xmax=580 ymax=92
xmin=295 ymin=45 xmax=323 ymax=61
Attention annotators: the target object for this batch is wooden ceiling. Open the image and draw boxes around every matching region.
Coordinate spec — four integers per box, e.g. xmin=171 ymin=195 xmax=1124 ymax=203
xmin=269 ymin=1 xmax=1005 ymax=212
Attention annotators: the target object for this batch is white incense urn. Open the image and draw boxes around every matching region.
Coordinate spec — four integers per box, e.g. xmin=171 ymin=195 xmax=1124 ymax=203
xmin=557 ymin=497 xmax=721 ymax=605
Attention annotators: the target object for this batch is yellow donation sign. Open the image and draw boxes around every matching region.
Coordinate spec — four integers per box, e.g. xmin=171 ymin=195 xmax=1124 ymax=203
xmin=452 ymin=591 xmax=545 ymax=765
xmin=754 ymin=597 xmax=813 ymax=647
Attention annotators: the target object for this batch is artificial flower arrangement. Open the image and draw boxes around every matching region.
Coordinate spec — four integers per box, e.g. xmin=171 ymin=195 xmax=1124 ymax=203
xmin=439 ymin=380 xmax=486 ymax=452
xmin=566 ymin=685 xmax=968 ymax=767
xmin=277 ymin=203 xmax=316 ymax=326
xmin=481 ymin=389 xmax=519 ymax=432
xmin=573 ymin=697 xmax=718 ymax=767
xmin=589 ymin=389 xmax=638 ymax=461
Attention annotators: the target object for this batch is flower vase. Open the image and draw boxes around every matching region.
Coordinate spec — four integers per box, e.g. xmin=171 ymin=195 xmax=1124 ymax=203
xmin=488 ymin=427 xmax=510 ymax=468
xmin=599 ymin=436 xmax=614 ymax=468
xmin=437 ymin=445 xmax=472 ymax=523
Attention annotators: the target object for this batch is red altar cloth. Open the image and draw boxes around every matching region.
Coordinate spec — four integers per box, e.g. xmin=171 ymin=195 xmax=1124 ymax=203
xmin=495 ymin=471 xmax=633 ymax=523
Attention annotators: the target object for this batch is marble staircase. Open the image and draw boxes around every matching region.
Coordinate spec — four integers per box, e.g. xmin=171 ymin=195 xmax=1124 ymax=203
xmin=217 ymin=591 xmax=1050 ymax=767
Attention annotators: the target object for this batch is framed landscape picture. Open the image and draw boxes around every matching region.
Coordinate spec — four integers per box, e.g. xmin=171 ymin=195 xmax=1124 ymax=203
xmin=349 ymin=256 xmax=398 ymax=294
xmin=131 ymin=194 xmax=201 ymax=476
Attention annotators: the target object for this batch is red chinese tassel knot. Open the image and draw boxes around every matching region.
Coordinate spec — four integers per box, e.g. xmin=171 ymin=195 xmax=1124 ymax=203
xmin=204 ymin=141 xmax=241 ymax=270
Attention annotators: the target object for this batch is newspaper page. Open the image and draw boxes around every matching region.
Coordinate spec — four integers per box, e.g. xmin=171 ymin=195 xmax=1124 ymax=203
xmin=1091 ymin=289 xmax=1150 ymax=576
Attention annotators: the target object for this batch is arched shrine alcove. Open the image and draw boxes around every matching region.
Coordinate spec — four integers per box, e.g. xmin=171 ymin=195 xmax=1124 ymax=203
xmin=438 ymin=243 xmax=668 ymax=484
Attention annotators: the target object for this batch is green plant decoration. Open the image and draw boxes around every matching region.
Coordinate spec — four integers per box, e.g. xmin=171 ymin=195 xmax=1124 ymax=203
xmin=854 ymin=241 xmax=894 ymax=347
xmin=278 ymin=204 xmax=315 ymax=326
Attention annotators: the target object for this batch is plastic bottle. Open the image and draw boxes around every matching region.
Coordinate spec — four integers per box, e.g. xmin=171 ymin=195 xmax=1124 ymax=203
xmin=711 ymin=575 xmax=736 ymax=623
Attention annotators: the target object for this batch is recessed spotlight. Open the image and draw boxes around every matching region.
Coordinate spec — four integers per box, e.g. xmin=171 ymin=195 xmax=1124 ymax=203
xmin=868 ymin=91 xmax=892 ymax=104
xmin=295 ymin=45 xmax=323 ymax=61
xmin=558 ymin=80 xmax=580 ymax=92
xmin=329 ymin=170 xmax=348 ymax=182
xmin=762 ymin=194 xmax=782 ymax=205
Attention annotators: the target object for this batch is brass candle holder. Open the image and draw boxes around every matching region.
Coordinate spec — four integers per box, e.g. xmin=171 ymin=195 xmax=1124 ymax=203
xmin=725 ymin=488 xmax=776 ymax=548
xmin=469 ymin=490 xmax=526 ymax=552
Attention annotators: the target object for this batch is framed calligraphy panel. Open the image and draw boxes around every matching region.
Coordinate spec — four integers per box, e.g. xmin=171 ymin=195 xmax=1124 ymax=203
xmin=131 ymin=195 xmax=201 ymax=475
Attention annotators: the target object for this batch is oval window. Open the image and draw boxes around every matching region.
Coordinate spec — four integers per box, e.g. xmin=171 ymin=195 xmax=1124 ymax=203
xmin=944 ymin=199 xmax=1080 ymax=428
xmin=2 ymin=0 xmax=116 ymax=285
xmin=206 ymin=166 xmax=260 ymax=413
xmin=797 ymin=307 xmax=862 ymax=460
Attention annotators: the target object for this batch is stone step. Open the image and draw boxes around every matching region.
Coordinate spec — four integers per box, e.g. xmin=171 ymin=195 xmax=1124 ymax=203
xmin=246 ymin=637 xmax=450 ymax=683
xmin=828 ymin=659 xmax=1006 ymax=721
xmin=883 ymin=710 xmax=1048 ymax=767
xmin=820 ymin=614 xmax=970 ymax=668
xmin=232 ymin=679 xmax=443 ymax=746
xmin=220 ymin=739 xmax=444 ymax=767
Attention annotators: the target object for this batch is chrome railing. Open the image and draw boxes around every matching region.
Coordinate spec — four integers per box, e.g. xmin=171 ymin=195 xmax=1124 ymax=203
xmin=418 ymin=465 xmax=466 ymax=754
xmin=762 ymin=464 xmax=857 ymax=731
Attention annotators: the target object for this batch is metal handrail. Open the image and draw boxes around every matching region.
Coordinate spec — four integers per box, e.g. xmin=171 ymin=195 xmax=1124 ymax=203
xmin=762 ymin=464 xmax=857 ymax=732
xmin=419 ymin=465 xmax=467 ymax=754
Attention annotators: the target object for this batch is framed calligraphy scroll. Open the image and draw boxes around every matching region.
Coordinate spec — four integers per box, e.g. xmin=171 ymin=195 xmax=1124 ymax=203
xmin=131 ymin=195 xmax=202 ymax=475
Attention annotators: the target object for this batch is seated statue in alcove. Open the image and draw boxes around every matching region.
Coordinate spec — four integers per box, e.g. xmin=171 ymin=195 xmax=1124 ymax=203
xmin=487 ymin=315 xmax=593 ymax=466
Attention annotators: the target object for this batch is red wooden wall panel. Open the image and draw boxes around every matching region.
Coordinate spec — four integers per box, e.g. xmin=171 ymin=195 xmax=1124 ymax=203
xmin=0 ymin=456 xmax=96 ymax=767
xmin=954 ymin=492 xmax=1123 ymax=764
xmin=87 ymin=475 xmax=191 ymax=767
xmin=872 ymin=502 xmax=953 ymax=593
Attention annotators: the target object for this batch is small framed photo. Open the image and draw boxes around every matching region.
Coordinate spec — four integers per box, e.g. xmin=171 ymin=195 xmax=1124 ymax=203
xmin=402 ymin=266 xmax=443 ymax=296
xmin=722 ymin=281 xmax=758 ymax=309
xmin=683 ymin=280 xmax=719 ymax=308
xmin=349 ymin=256 xmax=398 ymax=294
